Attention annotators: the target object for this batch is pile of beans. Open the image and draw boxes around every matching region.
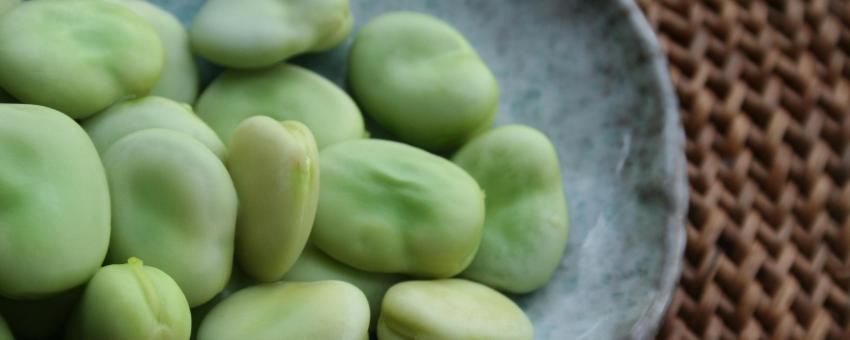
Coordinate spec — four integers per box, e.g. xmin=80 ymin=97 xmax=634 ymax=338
xmin=0 ymin=1 xmax=569 ymax=339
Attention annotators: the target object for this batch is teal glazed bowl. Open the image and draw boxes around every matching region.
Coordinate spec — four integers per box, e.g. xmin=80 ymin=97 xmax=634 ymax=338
xmin=151 ymin=0 xmax=688 ymax=338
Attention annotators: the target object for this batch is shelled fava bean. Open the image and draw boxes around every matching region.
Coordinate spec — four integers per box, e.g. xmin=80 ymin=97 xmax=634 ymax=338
xmin=0 ymin=1 xmax=568 ymax=339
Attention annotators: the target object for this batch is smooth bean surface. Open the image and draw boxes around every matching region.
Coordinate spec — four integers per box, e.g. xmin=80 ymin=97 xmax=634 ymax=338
xmin=454 ymin=125 xmax=569 ymax=293
xmin=348 ymin=12 xmax=499 ymax=152
xmin=378 ymin=279 xmax=533 ymax=340
xmin=84 ymin=96 xmax=225 ymax=160
xmin=313 ymin=139 xmax=485 ymax=278
xmin=118 ymin=0 xmax=199 ymax=103
xmin=0 ymin=0 xmax=163 ymax=119
xmin=0 ymin=0 xmax=17 ymax=15
xmin=103 ymin=129 xmax=237 ymax=307
xmin=227 ymin=116 xmax=319 ymax=282
xmin=190 ymin=0 xmax=352 ymax=68
xmin=197 ymin=281 xmax=369 ymax=340
xmin=196 ymin=63 xmax=365 ymax=149
xmin=283 ymin=243 xmax=403 ymax=331
xmin=66 ymin=258 xmax=191 ymax=340
xmin=0 ymin=104 xmax=110 ymax=299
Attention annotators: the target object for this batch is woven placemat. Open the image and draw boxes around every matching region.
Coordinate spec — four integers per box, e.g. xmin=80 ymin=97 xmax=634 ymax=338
xmin=636 ymin=0 xmax=850 ymax=339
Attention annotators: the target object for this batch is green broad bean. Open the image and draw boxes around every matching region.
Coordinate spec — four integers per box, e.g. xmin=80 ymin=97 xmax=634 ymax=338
xmin=0 ymin=0 xmax=17 ymax=15
xmin=378 ymin=279 xmax=533 ymax=340
xmin=227 ymin=116 xmax=319 ymax=282
xmin=190 ymin=0 xmax=352 ymax=68
xmin=283 ymin=243 xmax=403 ymax=331
xmin=197 ymin=281 xmax=369 ymax=340
xmin=348 ymin=12 xmax=499 ymax=152
xmin=66 ymin=258 xmax=191 ymax=340
xmin=453 ymin=125 xmax=569 ymax=293
xmin=102 ymin=129 xmax=237 ymax=307
xmin=83 ymin=96 xmax=226 ymax=160
xmin=0 ymin=104 xmax=111 ymax=299
xmin=118 ymin=0 xmax=199 ymax=103
xmin=196 ymin=63 xmax=365 ymax=149
xmin=313 ymin=139 xmax=485 ymax=278
xmin=0 ymin=0 xmax=163 ymax=119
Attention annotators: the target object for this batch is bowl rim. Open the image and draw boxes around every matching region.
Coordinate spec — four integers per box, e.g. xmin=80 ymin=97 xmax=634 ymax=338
xmin=613 ymin=0 xmax=688 ymax=339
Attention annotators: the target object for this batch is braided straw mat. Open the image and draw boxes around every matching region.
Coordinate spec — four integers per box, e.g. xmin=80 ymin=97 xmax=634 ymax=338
xmin=635 ymin=0 xmax=850 ymax=339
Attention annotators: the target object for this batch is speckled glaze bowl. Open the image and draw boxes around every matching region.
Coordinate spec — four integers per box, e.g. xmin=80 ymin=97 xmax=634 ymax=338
xmin=152 ymin=0 xmax=688 ymax=338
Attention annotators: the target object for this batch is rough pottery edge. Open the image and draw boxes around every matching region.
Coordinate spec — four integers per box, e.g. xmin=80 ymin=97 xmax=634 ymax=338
xmin=614 ymin=0 xmax=689 ymax=339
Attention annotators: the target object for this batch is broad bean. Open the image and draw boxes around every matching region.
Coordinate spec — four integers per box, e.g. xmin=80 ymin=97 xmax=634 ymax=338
xmin=190 ymin=0 xmax=352 ymax=68
xmin=66 ymin=258 xmax=191 ymax=340
xmin=197 ymin=281 xmax=369 ymax=340
xmin=0 ymin=104 xmax=110 ymax=299
xmin=0 ymin=0 xmax=17 ymax=15
xmin=118 ymin=0 xmax=199 ymax=103
xmin=313 ymin=139 xmax=484 ymax=278
xmin=196 ymin=63 xmax=365 ymax=149
xmin=453 ymin=125 xmax=569 ymax=293
xmin=102 ymin=129 xmax=237 ymax=307
xmin=283 ymin=243 xmax=403 ymax=331
xmin=0 ymin=0 xmax=163 ymax=118
xmin=83 ymin=96 xmax=225 ymax=160
xmin=227 ymin=116 xmax=319 ymax=282
xmin=378 ymin=279 xmax=533 ymax=340
xmin=348 ymin=12 xmax=499 ymax=151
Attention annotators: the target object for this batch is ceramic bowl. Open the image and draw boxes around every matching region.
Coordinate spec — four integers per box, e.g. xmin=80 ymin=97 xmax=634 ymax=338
xmin=151 ymin=0 xmax=688 ymax=338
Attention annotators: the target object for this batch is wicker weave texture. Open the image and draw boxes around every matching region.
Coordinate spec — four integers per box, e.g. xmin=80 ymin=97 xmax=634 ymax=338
xmin=637 ymin=0 xmax=850 ymax=339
